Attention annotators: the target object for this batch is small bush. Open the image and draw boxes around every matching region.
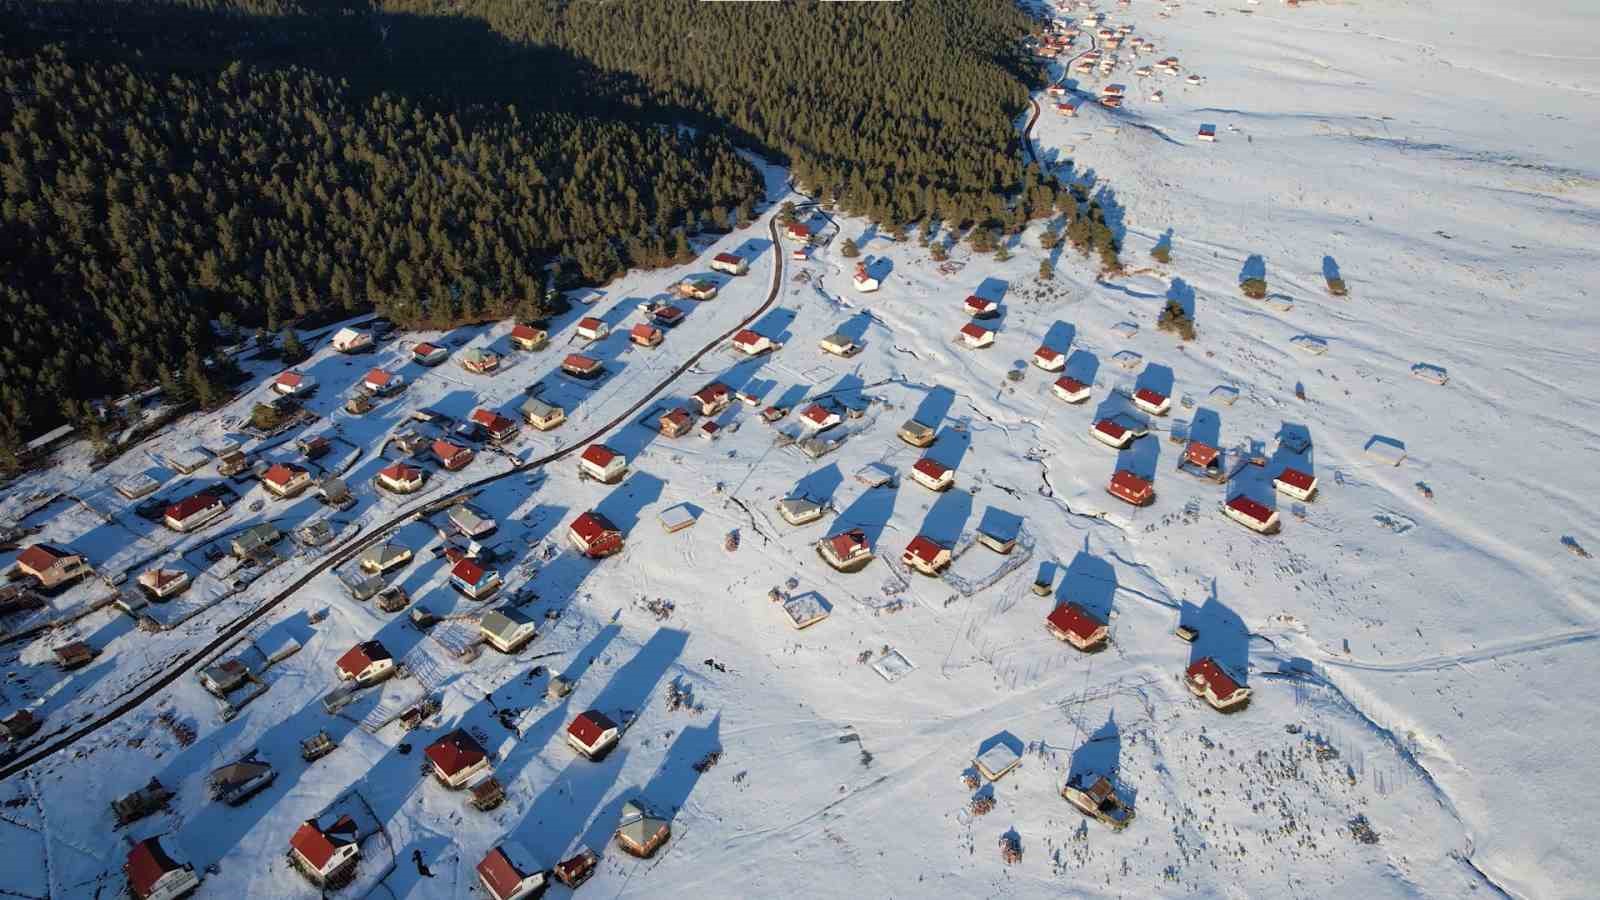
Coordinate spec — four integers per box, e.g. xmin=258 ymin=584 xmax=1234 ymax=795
xmin=930 ymin=243 xmax=948 ymax=262
xmin=1240 ymin=278 xmax=1267 ymax=299
xmin=1151 ymin=243 xmax=1171 ymax=264
xmin=840 ymin=238 xmax=860 ymax=258
xmin=995 ymin=244 xmax=1012 ymax=262
xmin=1039 ymin=229 xmax=1059 ymax=250
xmin=1157 ymin=300 xmax=1196 ymax=341
xmin=1326 ymin=276 xmax=1348 ymax=296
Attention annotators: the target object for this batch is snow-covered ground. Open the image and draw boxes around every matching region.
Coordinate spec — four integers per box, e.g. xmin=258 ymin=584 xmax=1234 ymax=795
xmin=3 ymin=1 xmax=1599 ymax=897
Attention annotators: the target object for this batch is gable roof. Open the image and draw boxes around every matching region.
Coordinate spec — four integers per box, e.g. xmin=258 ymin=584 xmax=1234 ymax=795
xmin=510 ymin=323 xmax=543 ymax=341
xmin=413 ymin=341 xmax=442 ymax=356
xmin=959 ymin=322 xmax=990 ymax=340
xmin=275 ymin=371 xmax=304 ymax=388
xmin=1109 ymin=469 xmax=1152 ymax=499
xmin=424 ymin=729 xmax=487 ymax=777
xmin=563 ymin=353 xmax=599 ymax=370
xmin=1055 ymin=375 xmax=1089 ymax=394
xmin=336 ymin=640 xmax=390 ymax=678
xmin=125 ymin=837 xmax=185 ymax=899
xmin=481 ymin=609 xmax=533 ymax=640
xmin=364 ymin=368 xmax=393 ymax=387
xmin=903 ymin=535 xmax=947 ymax=564
xmin=800 ymin=403 xmax=835 ymax=425
xmin=452 ymin=557 xmax=490 ymax=586
xmin=1093 ymin=419 xmax=1128 ymax=440
xmin=262 ymin=463 xmax=305 ymax=488
xmin=1133 ymin=387 xmax=1167 ymax=405
xmin=16 ymin=544 xmax=72 ymax=572
xmin=477 ymin=844 xmax=538 ymax=900
xmin=630 ymin=323 xmax=661 ymax=341
xmin=165 ymin=491 xmax=221 ymax=522
xmin=1186 ymin=656 xmax=1242 ymax=700
xmin=912 ymin=457 xmax=950 ymax=480
xmin=577 ymin=316 xmax=605 ymax=332
xmin=1226 ymin=494 xmax=1274 ymax=523
xmin=694 ymin=382 xmax=731 ymax=404
xmin=568 ymin=710 xmax=618 ymax=748
xmin=1034 ymin=346 xmax=1062 ymax=362
xmin=1276 ymin=467 xmax=1315 ymax=491
xmin=1047 ymin=602 xmax=1105 ymax=641
xmin=433 ymin=439 xmax=470 ymax=461
xmin=713 ymin=252 xmax=742 ymax=265
xmin=581 ymin=444 xmax=619 ymax=468
xmin=571 ymin=510 xmax=619 ymax=543
xmin=732 ymin=329 xmax=764 ymax=347
xmin=827 ymin=529 xmax=869 ymax=559
xmin=379 ymin=462 xmax=421 ymax=482
xmin=290 ymin=815 xmax=359 ymax=870
xmin=1185 ymin=441 xmax=1220 ymax=467
xmin=964 ymin=294 xmax=996 ymax=311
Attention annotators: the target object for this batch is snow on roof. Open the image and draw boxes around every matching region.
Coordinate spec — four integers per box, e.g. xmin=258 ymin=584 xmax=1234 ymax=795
xmin=290 ymin=815 xmax=358 ymax=870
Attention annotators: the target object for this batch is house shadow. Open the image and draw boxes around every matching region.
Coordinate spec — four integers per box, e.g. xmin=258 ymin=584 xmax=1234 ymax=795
xmin=1115 ymin=434 xmax=1159 ymax=482
xmin=1322 ymin=255 xmax=1342 ymax=283
xmin=831 ymin=479 xmax=900 ymax=546
xmin=978 ymin=729 xmax=1025 ymax=760
xmin=1182 ymin=582 xmax=1250 ymax=679
xmin=974 ymin=277 xmax=1010 ymax=304
xmin=1064 ymin=350 xmax=1099 ymax=386
xmin=774 ymin=383 xmax=813 ymax=411
xmin=604 ymin=418 xmax=662 ymax=462
xmin=793 ymin=463 xmax=845 ymax=506
xmin=834 ymin=311 xmax=875 ymax=344
xmin=598 ymin=296 xmax=649 ymax=331
xmin=1042 ymin=321 xmax=1077 ymax=353
xmin=1060 ymin=541 xmax=1115 ymax=621
xmin=733 ymin=237 xmax=774 ymax=261
xmin=1190 ymin=408 xmax=1222 ymax=448
xmin=912 ymin=386 xmax=957 ymax=431
xmin=593 ymin=471 xmax=666 ymax=538
xmin=818 ymin=371 xmax=867 ymax=408
xmin=927 ymin=425 xmax=972 ymax=472
xmin=749 ymin=307 xmax=798 ymax=344
xmin=919 ymin=489 xmax=972 ymax=545
xmin=1165 ymin=277 xmax=1196 ymax=319
xmin=573 ymin=712 xmax=721 ymax=867
xmin=1067 ymin=711 xmax=1122 ymax=781
xmin=1239 ymin=254 xmax=1266 ymax=285
xmin=1135 ymin=363 xmax=1175 ymax=398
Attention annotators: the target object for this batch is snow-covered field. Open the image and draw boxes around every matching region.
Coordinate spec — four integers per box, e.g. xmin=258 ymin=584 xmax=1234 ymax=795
xmin=3 ymin=1 xmax=1598 ymax=897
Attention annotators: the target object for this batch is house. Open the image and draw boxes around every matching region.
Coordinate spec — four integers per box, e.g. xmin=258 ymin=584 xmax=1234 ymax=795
xmin=658 ymin=504 xmax=698 ymax=533
xmin=798 ymin=403 xmax=842 ymax=432
xmin=336 ymin=640 xmax=394 ymax=684
xmin=300 ymin=731 xmax=337 ymax=762
xmin=521 ymin=398 xmax=566 ymax=431
xmin=818 ymin=528 xmax=873 ymax=572
xmin=412 ymin=342 xmax=449 ymax=366
xmin=975 ymin=742 xmax=1022 ymax=782
xmin=1181 ymin=441 xmax=1223 ymax=480
xmin=976 ymin=507 xmax=1022 ymax=554
xmin=296 ymin=435 xmax=331 ymax=460
xmin=289 ymin=815 xmax=361 ymax=886
xmin=852 ymin=262 xmax=880 ymax=292
xmin=692 ymin=382 xmax=733 ymax=416
xmin=569 ymin=511 xmax=624 ymax=558
xmin=331 ymin=327 xmax=372 ymax=353
xmin=567 ymin=710 xmax=621 ymax=759
xmin=509 ymin=323 xmax=548 ymax=351
xmin=1223 ymin=494 xmax=1281 ymax=534
xmin=1062 ymin=773 xmax=1135 ymax=830
xmin=957 ymin=323 xmax=995 ymax=349
xmin=460 ymin=347 xmax=500 ymax=374
xmin=362 ymin=368 xmax=400 ymax=395
xmin=1056 ymin=101 xmax=1079 ymax=116
xmin=785 ymin=221 xmax=811 ymax=241
xmin=359 ymin=542 xmax=412 ymax=574
xmin=448 ymin=505 xmax=496 ymax=539
xmin=471 ymin=408 xmax=520 ymax=444
xmin=208 ymin=758 xmax=276 ymax=806
xmin=910 ymin=457 xmax=955 ymax=492
xmin=1107 ymin=470 xmax=1155 ymax=506
xmin=124 ymin=836 xmax=201 ymax=900
xmin=139 ymin=568 xmax=190 ymax=599
xmin=1132 ymin=387 xmax=1171 ymax=416
xmin=731 ymin=329 xmax=774 ymax=355
xmin=1274 ymin=467 xmax=1318 ymax=502
xmin=477 ymin=842 xmax=545 ymax=900
xmin=13 ymin=544 xmax=89 ymax=591
xmin=579 ymin=444 xmax=627 ymax=483
xmin=576 ymin=317 xmax=609 ymax=341
xmin=698 ymin=421 xmax=720 ymax=441
xmin=1091 ymin=418 xmax=1134 ymax=449
xmin=709 ymin=252 xmax=748 ymax=276
xmin=318 ymin=476 xmax=354 ymax=509
xmin=111 ymin=778 xmax=171 ymax=824
xmin=652 ymin=304 xmax=686 ymax=328
xmin=630 ymin=323 xmax=663 ymax=347
xmin=561 ymin=353 xmax=604 ymax=379
xmin=897 ymin=418 xmax=936 ymax=447
xmin=433 ymin=440 xmax=475 ymax=471
xmin=777 ymin=495 xmax=825 ymax=526
xmin=426 ymin=729 xmax=490 ymax=788
xmin=376 ymin=462 xmax=425 ymax=494
xmin=902 ymin=535 xmax=952 ymax=576
xmin=451 ymin=558 xmax=502 ymax=599
xmin=964 ymin=295 xmax=1000 ymax=318
xmin=1046 ymin=83 xmax=1066 ymax=97
xmin=1197 ymin=123 xmax=1217 ymax=142
xmin=469 ymin=774 xmax=505 ymax=810
xmin=117 ymin=472 xmax=161 ymax=500
xmin=163 ymin=491 xmax=226 ymax=532
xmin=480 ymin=609 xmax=537 ymax=653
xmin=232 ymin=522 xmax=280 ymax=559
xmin=1101 ymin=83 xmax=1126 ymax=97
xmin=615 ymin=800 xmax=672 ymax=858
xmin=200 ymin=658 xmax=249 ymax=696
xmin=1186 ymin=657 xmax=1251 ymax=710
xmin=1033 ymin=346 xmax=1065 ymax=372
xmin=0 ymin=709 xmax=39 ymax=741
xmin=819 ymin=333 xmax=860 ymax=357
xmin=273 ymin=371 xmax=316 ymax=396
xmin=553 ymin=849 xmax=599 ymax=889
xmin=791 ymin=247 xmax=808 ymax=261
xmin=1053 ymin=376 xmax=1093 ymax=404
xmin=261 ymin=463 xmax=312 ymax=498
xmin=679 ymin=280 xmax=718 ymax=301
xmin=761 ymin=405 xmax=789 ymax=423
xmin=1046 ymin=602 xmax=1109 ymax=650
xmin=658 ymin=407 xmax=694 ymax=437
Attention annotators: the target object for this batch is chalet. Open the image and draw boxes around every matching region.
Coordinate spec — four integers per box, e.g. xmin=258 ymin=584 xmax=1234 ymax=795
xmin=433 ymin=440 xmax=475 ymax=471
xmin=477 ymin=842 xmax=545 ymax=900
xmin=124 ymin=836 xmax=201 ymax=900
xmin=692 ymin=382 xmax=733 ymax=416
xmin=819 ymin=333 xmax=860 ymax=357
xmin=1091 ymin=418 xmax=1135 ymax=449
xmin=336 ymin=640 xmax=394 ymax=684
xmin=710 ymin=252 xmax=748 ymax=276
xmin=448 ymin=504 xmax=495 ymax=539
xmin=362 ymin=368 xmax=401 ymax=395
xmin=569 ymin=511 xmax=624 ymax=558
xmin=412 ymin=342 xmax=449 ymax=366
xmin=451 ymin=558 xmax=502 ymax=599
xmin=0 ymin=709 xmax=39 ymax=741
xmin=902 ymin=535 xmax=952 ymax=576
xmin=359 ymin=542 xmax=412 ymax=574
xmin=1107 ymin=470 xmax=1155 ymax=506
xmin=164 ymin=491 xmax=226 ymax=532
xmin=200 ymin=659 xmax=249 ymax=696
xmin=957 ymin=323 xmax=995 ymax=349
xmin=376 ymin=462 xmax=425 ymax=494
xmin=261 ymin=463 xmax=312 ymax=499
xmin=460 ymin=347 xmax=500 ymax=375
xmin=615 ymin=800 xmax=671 ymax=858
xmin=1197 ymin=123 xmax=1216 ymax=142
xmin=480 ymin=609 xmax=537 ymax=653
xmin=521 ymin=398 xmax=566 ymax=431
xmin=273 ymin=371 xmax=316 ymax=396
xmin=652 ymin=304 xmax=687 ymax=328
xmin=798 ymin=403 xmax=842 ymax=433
xmin=1186 ymin=657 xmax=1251 ymax=711
xmin=679 ymin=280 xmax=718 ymax=301
xmin=1047 ymin=602 xmax=1109 ymax=650
xmin=208 ymin=758 xmax=276 ymax=806
xmin=426 ymin=729 xmax=490 ymax=788
xmin=509 ymin=323 xmax=548 ymax=351
xmin=976 ymin=508 xmax=1022 ymax=554
xmin=289 ymin=815 xmax=361 ymax=886
xmin=579 ymin=444 xmax=627 ymax=483
xmin=630 ymin=323 xmax=663 ymax=347
xmin=1273 ymin=467 xmax=1318 ymax=502
xmin=331 ymin=327 xmax=372 ymax=353
xmin=471 ymin=408 xmax=521 ymax=444
xmin=1180 ymin=441 xmax=1223 ymax=480
xmin=561 ymin=353 xmax=604 ymax=379
xmin=910 ymin=457 xmax=955 ymax=492
xmin=964 ymin=295 xmax=1000 ymax=318
xmin=777 ymin=495 xmax=825 ymax=526
xmin=658 ymin=407 xmax=694 ymax=437
xmin=897 ymin=418 xmax=936 ymax=448
xmin=1033 ymin=346 xmax=1065 ymax=372
xmin=731 ymin=329 xmax=774 ymax=356
xmin=567 ymin=710 xmax=621 ymax=759
xmin=818 ymin=528 xmax=873 ymax=572
xmin=1223 ymin=494 xmax=1281 ymax=534
xmin=297 ymin=435 xmax=331 ymax=460
xmin=139 ymin=568 xmax=190 ymax=600
xmin=1132 ymin=387 xmax=1171 ymax=416
xmin=1053 ymin=376 xmax=1093 ymax=404
xmin=785 ymin=221 xmax=812 ymax=241
xmin=13 ymin=544 xmax=89 ymax=591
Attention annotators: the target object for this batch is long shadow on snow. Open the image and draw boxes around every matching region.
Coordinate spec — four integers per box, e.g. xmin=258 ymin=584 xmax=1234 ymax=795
xmin=1059 ymin=541 xmax=1116 ymax=622
xmin=1181 ymin=582 xmax=1250 ymax=683
xmin=918 ymin=488 xmax=972 ymax=546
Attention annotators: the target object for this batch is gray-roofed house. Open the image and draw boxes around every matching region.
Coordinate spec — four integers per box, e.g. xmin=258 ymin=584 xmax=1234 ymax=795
xmin=201 ymin=659 xmax=250 ymax=696
xmin=897 ymin=418 xmax=937 ymax=448
xmin=614 ymin=800 xmax=671 ymax=858
xmin=448 ymin=505 xmax=497 ymax=539
xmin=208 ymin=758 xmax=277 ymax=805
xmin=777 ymin=496 xmax=825 ymax=526
xmin=359 ymin=542 xmax=413 ymax=574
xmin=231 ymin=523 xmax=282 ymax=559
xmin=480 ymin=609 xmax=538 ymax=654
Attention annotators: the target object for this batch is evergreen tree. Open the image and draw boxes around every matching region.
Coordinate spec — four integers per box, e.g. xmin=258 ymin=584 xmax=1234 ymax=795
xmin=840 ymin=238 xmax=860 ymax=259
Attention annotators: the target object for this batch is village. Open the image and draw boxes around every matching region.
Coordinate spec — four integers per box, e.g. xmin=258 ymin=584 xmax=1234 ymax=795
xmin=0 ymin=0 xmax=1596 ymax=898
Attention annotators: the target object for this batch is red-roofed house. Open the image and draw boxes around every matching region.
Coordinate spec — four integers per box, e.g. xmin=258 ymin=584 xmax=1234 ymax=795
xmin=566 ymin=710 xmax=621 ymax=760
xmin=363 ymin=368 xmax=399 ymax=395
xmin=163 ymin=492 xmax=226 ymax=532
xmin=692 ymin=382 xmax=733 ymax=417
xmin=336 ymin=640 xmax=394 ymax=684
xmin=852 ymin=262 xmax=880 ymax=292
xmin=1053 ymin=376 xmax=1092 ymax=404
xmin=786 ymin=221 xmax=811 ymax=241
xmin=731 ymin=329 xmax=774 ymax=356
xmin=1223 ymin=495 xmax=1280 ymax=534
xmin=425 ymin=729 xmax=490 ymax=788
xmin=477 ymin=842 xmax=545 ymax=900
xmin=433 ymin=440 xmax=475 ymax=471
xmin=964 ymin=295 xmax=1000 ymax=318
xmin=1033 ymin=346 xmax=1065 ymax=372
xmin=630 ymin=323 xmax=663 ymax=347
xmin=1186 ymin=657 xmax=1251 ymax=710
xmin=1107 ymin=470 xmax=1155 ymax=507
xmin=658 ymin=407 xmax=694 ymax=438
xmin=413 ymin=342 xmax=449 ymax=366
xmin=376 ymin=462 xmax=425 ymax=494
xmin=652 ymin=304 xmax=686 ymax=327
xmin=579 ymin=444 xmax=626 ymax=483
xmin=1184 ymin=441 xmax=1221 ymax=472
xmin=460 ymin=347 xmax=500 ymax=374
xmin=1197 ymin=123 xmax=1216 ymax=142
xmin=509 ymin=323 xmax=548 ymax=352
xmin=576 ymin=317 xmax=609 ymax=341
xmin=957 ymin=322 xmax=995 ymax=349
xmin=569 ymin=511 xmax=623 ymax=558
xmin=1091 ymin=419 xmax=1133 ymax=449
xmin=818 ymin=528 xmax=873 ymax=572
xmin=14 ymin=544 xmax=89 ymax=591
xmin=470 ymin=408 xmax=520 ymax=444
xmin=274 ymin=370 xmax=315 ymax=396
xmin=710 ymin=253 xmax=748 ymax=276
xmin=450 ymin=558 xmax=502 ymax=600
xmin=902 ymin=535 xmax=952 ymax=576
xmin=138 ymin=567 xmax=190 ymax=599
xmin=1046 ymin=602 xmax=1109 ymax=651
xmin=910 ymin=457 xmax=955 ymax=492
xmin=1132 ymin=387 xmax=1171 ymax=416
xmin=261 ymin=463 xmax=312 ymax=498
xmin=798 ymin=403 xmax=842 ymax=432
xmin=290 ymin=815 xmax=361 ymax=885
xmin=124 ymin=836 xmax=200 ymax=900
xmin=1273 ymin=467 xmax=1318 ymax=502
xmin=561 ymin=353 xmax=604 ymax=379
